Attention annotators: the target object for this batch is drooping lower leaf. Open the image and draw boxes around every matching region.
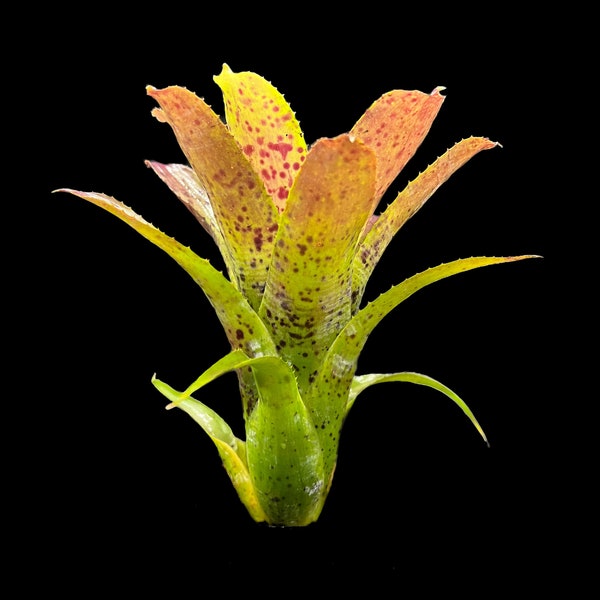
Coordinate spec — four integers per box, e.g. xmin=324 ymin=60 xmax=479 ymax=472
xmin=349 ymin=371 xmax=489 ymax=445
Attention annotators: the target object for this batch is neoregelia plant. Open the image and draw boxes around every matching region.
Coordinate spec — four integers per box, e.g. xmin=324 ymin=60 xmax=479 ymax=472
xmin=55 ymin=64 xmax=538 ymax=526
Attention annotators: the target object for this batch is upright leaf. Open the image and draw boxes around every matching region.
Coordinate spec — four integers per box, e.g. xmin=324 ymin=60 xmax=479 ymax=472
xmin=214 ymin=64 xmax=308 ymax=213
xmin=148 ymin=85 xmax=280 ymax=310
xmin=258 ymin=135 xmax=376 ymax=395
xmin=350 ymin=86 xmax=445 ymax=215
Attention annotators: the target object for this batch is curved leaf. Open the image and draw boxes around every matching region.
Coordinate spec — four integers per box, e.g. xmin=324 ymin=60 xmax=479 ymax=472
xmin=352 ymin=137 xmax=498 ymax=310
xmin=152 ymin=375 xmax=267 ymax=523
xmin=148 ymin=85 xmax=280 ymax=310
xmin=349 ymin=371 xmax=489 ymax=445
xmin=309 ymin=254 xmax=540 ymax=475
xmin=156 ymin=349 xmax=326 ymax=526
xmin=53 ymin=189 xmax=277 ymax=361
xmin=214 ymin=63 xmax=308 ymax=213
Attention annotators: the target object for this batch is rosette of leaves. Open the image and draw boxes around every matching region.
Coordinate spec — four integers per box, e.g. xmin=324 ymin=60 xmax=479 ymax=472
xmin=56 ymin=64 xmax=538 ymax=526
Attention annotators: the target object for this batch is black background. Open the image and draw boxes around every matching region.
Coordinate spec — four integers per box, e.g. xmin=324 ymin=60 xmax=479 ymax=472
xmin=13 ymin=4 xmax=583 ymax=594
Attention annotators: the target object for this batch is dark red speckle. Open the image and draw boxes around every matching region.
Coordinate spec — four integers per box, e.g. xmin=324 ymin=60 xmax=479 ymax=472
xmin=268 ymin=141 xmax=293 ymax=160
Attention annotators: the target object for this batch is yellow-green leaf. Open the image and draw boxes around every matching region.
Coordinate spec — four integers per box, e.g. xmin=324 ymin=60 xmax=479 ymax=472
xmin=310 ymin=255 xmax=539 ymax=478
xmin=152 ymin=375 xmax=267 ymax=523
xmin=53 ymin=189 xmax=277 ymax=364
xmin=156 ymin=349 xmax=326 ymax=526
xmin=214 ymin=64 xmax=308 ymax=213
xmin=349 ymin=371 xmax=489 ymax=445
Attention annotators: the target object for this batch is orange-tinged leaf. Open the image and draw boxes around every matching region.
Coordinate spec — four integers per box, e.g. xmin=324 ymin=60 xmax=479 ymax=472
xmin=258 ymin=135 xmax=376 ymax=395
xmin=147 ymin=85 xmax=280 ymax=311
xmin=352 ymin=136 xmax=498 ymax=309
xmin=214 ymin=64 xmax=308 ymax=213
xmin=351 ymin=87 xmax=445 ymax=213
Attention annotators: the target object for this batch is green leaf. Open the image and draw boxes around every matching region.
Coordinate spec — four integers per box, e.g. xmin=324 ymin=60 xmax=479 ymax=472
xmin=349 ymin=371 xmax=489 ymax=445
xmin=53 ymin=189 xmax=277 ymax=362
xmin=244 ymin=355 xmax=326 ymax=526
xmin=309 ymin=255 xmax=539 ymax=477
xmin=352 ymin=137 xmax=498 ymax=310
xmin=156 ymin=349 xmax=326 ymax=526
xmin=258 ymin=135 xmax=377 ymax=395
xmin=152 ymin=375 xmax=240 ymax=450
xmin=151 ymin=374 xmax=267 ymax=523
xmin=148 ymin=85 xmax=280 ymax=311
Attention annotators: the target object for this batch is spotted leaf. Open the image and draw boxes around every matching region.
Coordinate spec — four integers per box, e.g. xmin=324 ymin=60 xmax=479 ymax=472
xmin=214 ymin=64 xmax=308 ymax=213
xmin=148 ymin=85 xmax=280 ymax=310
xmin=351 ymin=86 xmax=445 ymax=216
xmin=352 ymin=136 xmax=499 ymax=309
xmin=258 ymin=135 xmax=377 ymax=396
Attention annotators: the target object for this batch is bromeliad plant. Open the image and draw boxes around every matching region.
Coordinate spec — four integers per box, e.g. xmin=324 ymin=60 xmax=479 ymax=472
xmin=56 ymin=64 xmax=537 ymax=527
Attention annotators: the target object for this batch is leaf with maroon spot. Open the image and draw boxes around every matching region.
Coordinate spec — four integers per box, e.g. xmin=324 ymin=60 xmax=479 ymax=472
xmin=350 ymin=86 xmax=445 ymax=216
xmin=214 ymin=64 xmax=308 ymax=213
xmin=147 ymin=85 xmax=280 ymax=311
xmin=352 ymin=136 xmax=499 ymax=310
xmin=259 ymin=134 xmax=376 ymax=399
xmin=310 ymin=254 xmax=540 ymax=478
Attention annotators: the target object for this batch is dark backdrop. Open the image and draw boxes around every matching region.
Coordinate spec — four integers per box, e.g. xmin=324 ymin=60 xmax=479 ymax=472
xmin=15 ymin=5 xmax=579 ymax=594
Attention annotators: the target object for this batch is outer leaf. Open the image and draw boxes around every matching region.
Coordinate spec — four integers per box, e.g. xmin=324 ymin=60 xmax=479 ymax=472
xmin=53 ymin=190 xmax=277 ymax=362
xmin=349 ymin=372 xmax=489 ymax=445
xmin=145 ymin=160 xmax=227 ymax=253
xmin=309 ymin=255 xmax=539 ymax=478
xmin=152 ymin=375 xmax=267 ymax=523
xmin=157 ymin=349 xmax=326 ymax=526
xmin=214 ymin=64 xmax=308 ymax=213
xmin=258 ymin=135 xmax=377 ymax=395
xmin=350 ymin=86 xmax=445 ymax=215
xmin=352 ymin=137 xmax=498 ymax=310
xmin=148 ymin=85 xmax=280 ymax=311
